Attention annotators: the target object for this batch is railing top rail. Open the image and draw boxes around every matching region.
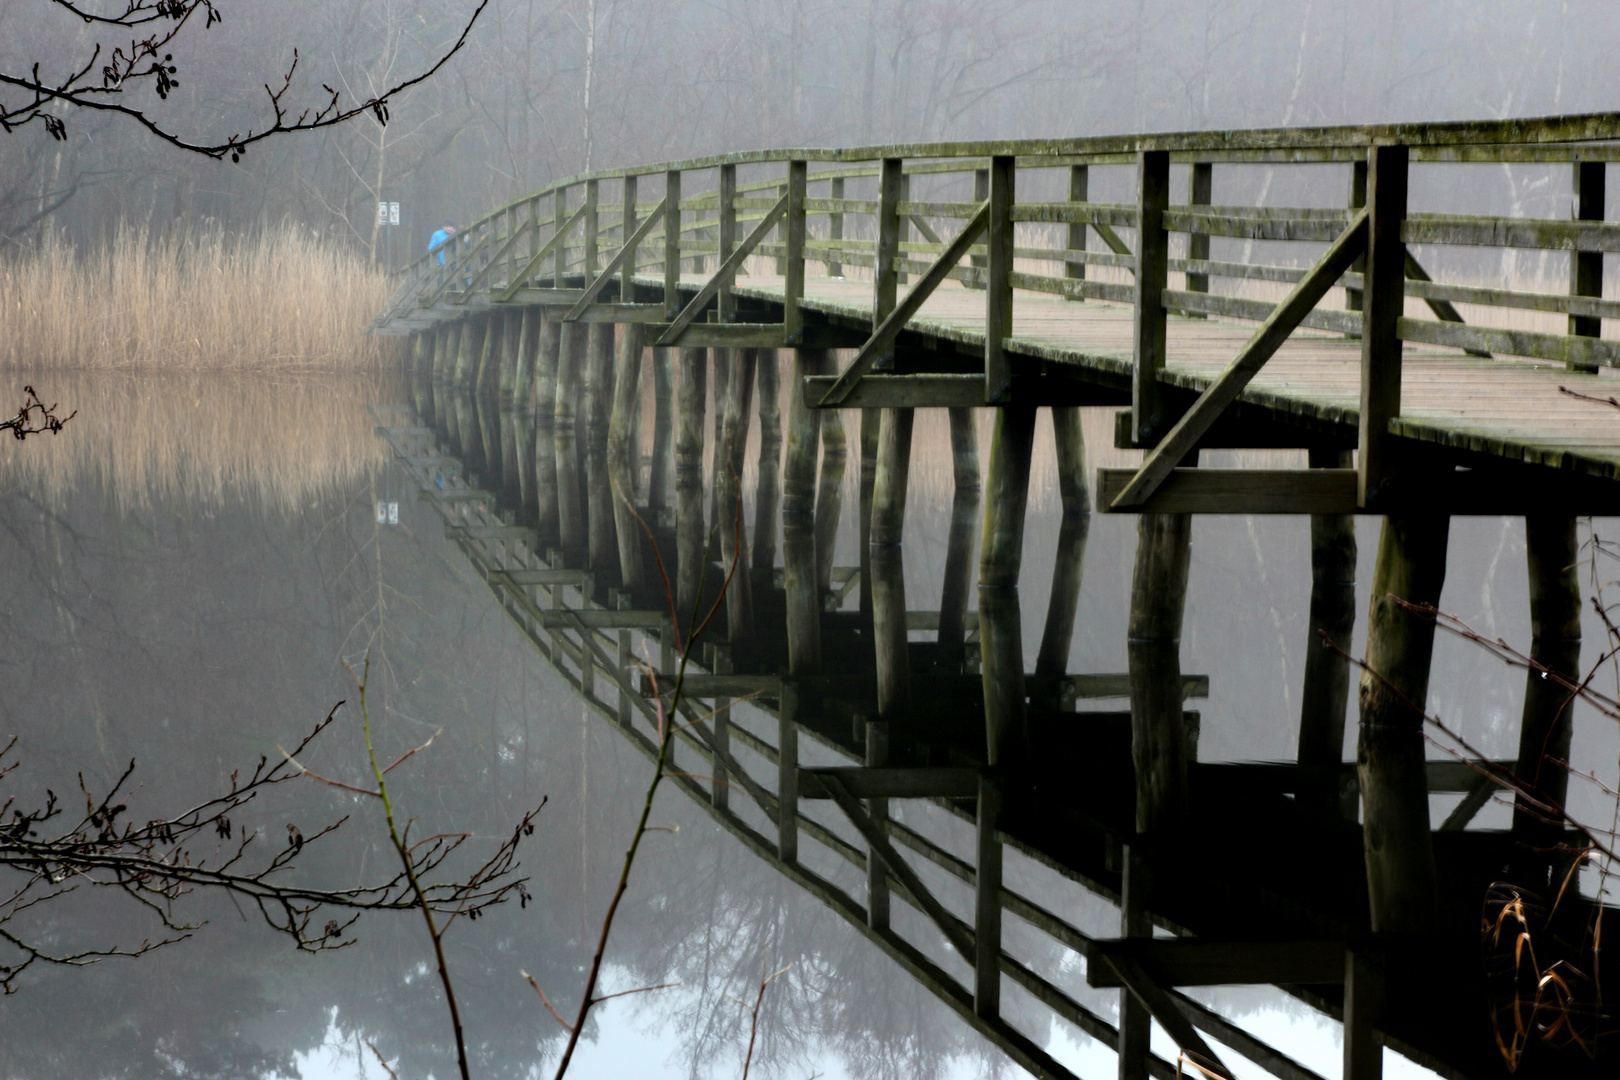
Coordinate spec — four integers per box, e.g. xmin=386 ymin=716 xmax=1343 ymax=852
xmin=395 ymin=109 xmax=1620 ymax=277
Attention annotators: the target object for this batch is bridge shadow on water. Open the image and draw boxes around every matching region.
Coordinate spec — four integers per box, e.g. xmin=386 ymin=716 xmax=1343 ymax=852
xmin=387 ymin=348 xmax=1620 ymax=1080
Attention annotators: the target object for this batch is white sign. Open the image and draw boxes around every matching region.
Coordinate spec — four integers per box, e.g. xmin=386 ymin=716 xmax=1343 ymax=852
xmin=377 ymin=201 xmax=389 ymax=225
xmin=387 ymin=501 xmax=399 ymax=525
xmin=388 ymin=202 xmax=400 ymax=225
xmin=376 ymin=500 xmax=387 ymax=523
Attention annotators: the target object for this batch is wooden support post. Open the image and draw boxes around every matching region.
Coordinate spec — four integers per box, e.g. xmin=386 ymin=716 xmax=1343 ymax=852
xmin=1359 ymin=510 xmax=1447 ymax=934
xmin=784 ymin=161 xmax=808 ymax=342
xmin=1298 ymin=448 xmax=1359 ymax=819
xmin=675 ymin=347 xmax=708 ymax=621
xmin=475 ymin=314 xmax=499 ymax=396
xmin=584 ymin=178 xmax=600 ymax=278
xmin=1345 ymin=160 xmax=1368 ymax=321
xmin=533 ymin=314 xmax=562 ymax=543
xmin=974 ymin=772 xmax=1004 ymax=1019
xmin=865 ymin=718 xmax=890 ymax=930
xmin=1569 ymin=160 xmax=1606 ymax=373
xmin=1066 ymin=164 xmax=1088 ymax=299
xmin=778 ymin=681 xmax=800 ymax=861
xmin=1343 ymin=948 xmax=1385 ymax=1080
xmin=553 ymin=186 xmax=569 ymax=286
xmin=753 ymin=350 xmax=782 ymax=572
xmin=496 ymin=396 xmax=520 ymax=502
xmin=814 ymin=398 xmax=848 ymax=594
xmin=979 ymin=406 xmax=1038 ymax=769
xmin=1129 ymin=511 xmax=1192 ymax=835
xmin=718 ymin=164 xmax=737 ymax=323
xmin=664 ymin=170 xmax=683 ymax=318
xmin=609 ymin=323 xmax=646 ymax=589
xmin=784 ymin=349 xmax=827 ymax=675
xmin=1033 ymin=408 xmax=1090 ymax=706
xmin=511 ymin=307 xmax=536 ymax=409
xmin=938 ymin=408 xmax=980 ymax=669
xmin=720 ymin=349 xmax=756 ymax=640
xmin=1132 ymin=150 xmax=1170 ymax=444
xmin=497 ymin=311 xmax=518 ymax=400
xmin=1358 ymin=145 xmax=1409 ymax=507
xmin=585 ymin=323 xmax=619 ymax=579
xmin=1186 ymin=162 xmax=1212 ymax=315
xmin=648 ymin=348 xmax=674 ymax=512
xmin=554 ymin=321 xmax=586 ymax=559
xmin=871 ymin=406 xmax=915 ymax=725
xmin=858 ymin=407 xmax=880 ymax=615
xmin=828 ymin=176 xmax=845 ymax=279
xmin=1117 ymin=847 xmax=1151 ymax=1080
xmin=985 ymin=155 xmax=1015 ymax=403
xmin=453 ymin=317 xmax=479 ymax=387
xmin=1512 ymin=515 xmax=1581 ymax=884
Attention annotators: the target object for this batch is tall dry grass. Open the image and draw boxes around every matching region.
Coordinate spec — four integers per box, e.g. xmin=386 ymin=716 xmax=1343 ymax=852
xmin=0 ymin=223 xmax=398 ymax=371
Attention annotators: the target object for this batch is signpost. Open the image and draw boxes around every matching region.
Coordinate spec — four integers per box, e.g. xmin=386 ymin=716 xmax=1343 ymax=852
xmin=377 ymin=201 xmax=401 ymax=270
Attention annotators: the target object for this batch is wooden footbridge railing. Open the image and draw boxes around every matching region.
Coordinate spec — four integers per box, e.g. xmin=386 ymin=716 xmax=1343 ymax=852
xmin=375 ymin=113 xmax=1620 ymax=1080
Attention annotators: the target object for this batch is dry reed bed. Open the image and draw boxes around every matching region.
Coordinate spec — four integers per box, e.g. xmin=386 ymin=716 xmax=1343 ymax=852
xmin=0 ymin=224 xmax=397 ymax=371
xmin=0 ymin=371 xmax=393 ymax=515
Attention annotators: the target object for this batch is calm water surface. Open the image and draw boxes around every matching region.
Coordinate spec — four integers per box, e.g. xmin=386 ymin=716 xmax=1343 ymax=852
xmin=0 ymin=370 xmax=1614 ymax=1079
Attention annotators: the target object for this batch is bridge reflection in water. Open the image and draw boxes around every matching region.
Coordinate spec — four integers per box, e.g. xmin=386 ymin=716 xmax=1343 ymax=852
xmin=378 ymin=354 xmax=1606 ymax=1080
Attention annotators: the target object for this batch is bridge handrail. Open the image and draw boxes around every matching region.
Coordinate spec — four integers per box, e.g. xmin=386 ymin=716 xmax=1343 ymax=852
xmin=392 ymin=109 xmax=1620 ymax=278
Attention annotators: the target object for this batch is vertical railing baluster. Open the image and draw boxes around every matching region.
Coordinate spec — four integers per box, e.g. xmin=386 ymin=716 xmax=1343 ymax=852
xmin=1186 ymin=161 xmax=1212 ymax=316
xmin=784 ymin=161 xmax=807 ymax=343
xmin=828 ymin=176 xmax=845 ymax=279
xmin=1066 ymin=164 xmax=1087 ymax=300
xmin=621 ymin=174 xmax=638 ymax=303
xmin=718 ymin=164 xmax=737 ymax=323
xmin=1345 ymin=159 xmax=1368 ymax=322
xmin=584 ymin=178 xmax=600 ymax=280
xmin=1131 ymin=150 xmax=1170 ymax=443
xmin=1358 ymin=144 xmax=1409 ymax=506
xmin=553 ymin=186 xmax=568 ymax=288
xmin=1569 ymin=158 xmax=1605 ymax=373
xmin=664 ymin=170 xmax=682 ymax=319
xmin=985 ymin=155 xmax=1015 ymax=403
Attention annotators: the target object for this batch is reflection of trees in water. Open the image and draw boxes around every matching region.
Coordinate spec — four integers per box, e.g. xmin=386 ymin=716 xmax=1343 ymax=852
xmin=617 ymin=835 xmax=1004 ymax=1080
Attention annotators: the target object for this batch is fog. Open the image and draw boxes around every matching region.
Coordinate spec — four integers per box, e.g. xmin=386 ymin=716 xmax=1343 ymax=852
xmin=7 ymin=0 xmax=1619 ymax=256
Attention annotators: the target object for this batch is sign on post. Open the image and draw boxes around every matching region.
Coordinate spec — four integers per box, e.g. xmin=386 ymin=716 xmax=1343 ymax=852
xmin=377 ymin=201 xmax=389 ymax=225
xmin=388 ymin=202 xmax=400 ymax=224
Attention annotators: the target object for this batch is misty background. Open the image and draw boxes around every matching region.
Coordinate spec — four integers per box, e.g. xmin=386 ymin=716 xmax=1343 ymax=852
xmin=7 ymin=0 xmax=1617 ymax=260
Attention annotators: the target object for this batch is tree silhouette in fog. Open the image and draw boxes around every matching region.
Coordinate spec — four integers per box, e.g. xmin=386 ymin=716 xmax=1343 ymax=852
xmin=1 ymin=0 xmax=488 ymax=160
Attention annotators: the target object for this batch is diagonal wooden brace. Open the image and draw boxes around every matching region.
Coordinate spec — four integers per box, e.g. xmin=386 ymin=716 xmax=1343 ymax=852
xmin=818 ymin=202 xmax=990 ymax=407
xmin=1103 ymin=954 xmax=1238 ymax=1080
xmin=496 ymin=203 xmax=587 ymax=302
xmin=1110 ymin=207 xmax=1368 ymax=509
xmin=819 ymin=773 xmax=978 ymax=962
xmin=654 ymin=191 xmax=790 ymax=346
xmin=562 ymin=198 xmax=668 ymax=320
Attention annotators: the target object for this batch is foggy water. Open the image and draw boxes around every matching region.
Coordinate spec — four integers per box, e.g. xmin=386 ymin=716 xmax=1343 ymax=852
xmin=0 ymin=369 xmax=1615 ymax=1080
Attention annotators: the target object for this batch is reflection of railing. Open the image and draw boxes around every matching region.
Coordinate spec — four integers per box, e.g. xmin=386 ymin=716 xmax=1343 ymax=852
xmin=375 ymin=409 xmax=1491 ymax=1080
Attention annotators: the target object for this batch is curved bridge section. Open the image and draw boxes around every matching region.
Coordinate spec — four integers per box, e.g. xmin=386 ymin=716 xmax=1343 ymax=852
xmin=375 ymin=114 xmax=1620 ymax=1080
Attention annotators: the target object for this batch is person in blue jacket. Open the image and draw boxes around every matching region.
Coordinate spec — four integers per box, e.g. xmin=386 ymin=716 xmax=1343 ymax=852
xmin=429 ymin=223 xmax=457 ymax=266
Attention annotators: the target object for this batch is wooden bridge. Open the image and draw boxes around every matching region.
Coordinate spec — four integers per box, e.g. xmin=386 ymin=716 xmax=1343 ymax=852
xmin=373 ymin=113 xmax=1620 ymax=1080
